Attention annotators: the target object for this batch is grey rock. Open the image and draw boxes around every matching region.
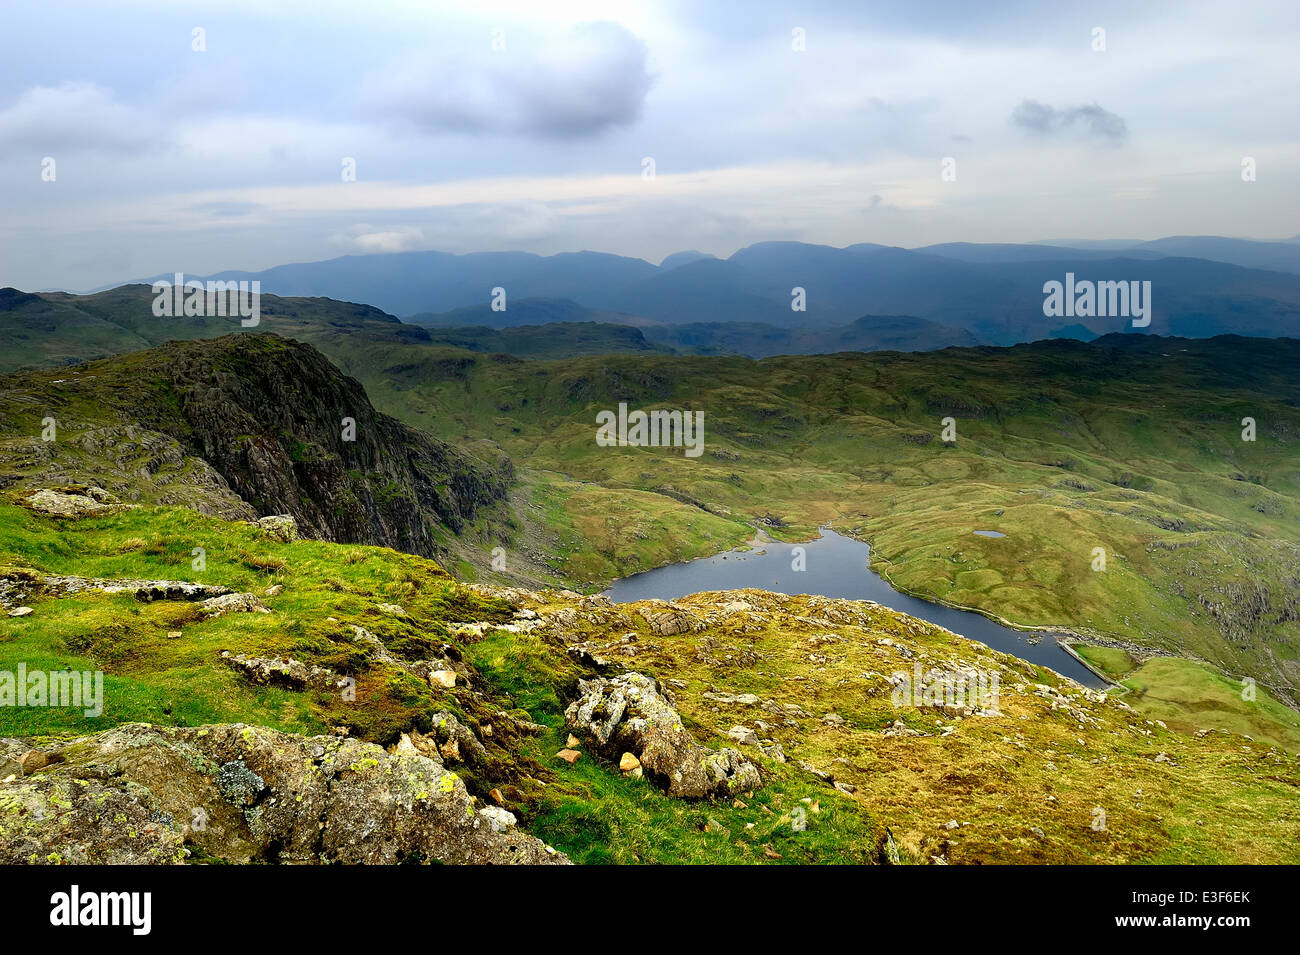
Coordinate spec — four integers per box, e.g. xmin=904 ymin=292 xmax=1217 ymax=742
xmin=566 ymin=672 xmax=761 ymax=799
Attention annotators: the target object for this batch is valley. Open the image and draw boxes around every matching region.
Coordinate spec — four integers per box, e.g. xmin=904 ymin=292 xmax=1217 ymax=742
xmin=1 ymin=290 xmax=1297 ymax=865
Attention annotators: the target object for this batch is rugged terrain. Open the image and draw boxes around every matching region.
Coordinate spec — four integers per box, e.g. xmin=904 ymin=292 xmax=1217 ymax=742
xmin=2 ymin=491 xmax=1298 ymax=864
xmin=0 ymin=334 xmax=513 ymax=565
xmin=0 ymin=300 xmax=1297 ymax=864
xmin=338 ymin=332 xmax=1300 ymax=707
xmin=2 ymin=289 xmax=1298 ymax=736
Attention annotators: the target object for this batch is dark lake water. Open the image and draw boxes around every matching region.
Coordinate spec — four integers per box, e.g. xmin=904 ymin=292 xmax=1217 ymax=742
xmin=604 ymin=528 xmax=1105 ymax=687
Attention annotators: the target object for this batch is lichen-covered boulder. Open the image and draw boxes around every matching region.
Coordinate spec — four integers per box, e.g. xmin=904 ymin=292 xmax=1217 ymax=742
xmin=565 ymin=673 xmax=761 ymax=799
xmin=201 ymin=592 xmax=270 ymax=618
xmin=220 ymin=652 xmax=343 ymax=692
xmin=0 ymin=723 xmax=567 ymax=865
xmin=21 ymin=485 xmax=131 ymax=518
xmin=637 ymin=602 xmax=701 ymax=636
xmin=254 ymin=514 xmax=299 ymax=542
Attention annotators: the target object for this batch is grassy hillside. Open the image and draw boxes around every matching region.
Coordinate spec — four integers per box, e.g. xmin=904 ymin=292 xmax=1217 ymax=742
xmin=3 ymin=497 xmax=1298 ymax=863
xmin=321 ymin=334 xmax=1300 ymax=707
xmin=2 ymin=286 xmax=1296 ymax=720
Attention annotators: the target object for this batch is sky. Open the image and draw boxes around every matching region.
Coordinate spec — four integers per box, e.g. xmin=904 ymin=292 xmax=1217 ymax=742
xmin=1 ymin=0 xmax=1297 ymax=291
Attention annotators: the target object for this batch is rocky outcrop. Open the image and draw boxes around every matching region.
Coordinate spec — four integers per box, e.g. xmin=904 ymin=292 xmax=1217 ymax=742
xmin=20 ymin=485 xmax=132 ymax=518
xmin=2 ymin=335 xmax=512 ymax=558
xmin=0 ymin=428 xmax=256 ymax=521
xmin=566 ymin=672 xmax=761 ymax=799
xmin=200 ymin=592 xmax=270 ymax=618
xmin=0 ymin=569 xmax=232 ymax=611
xmin=637 ymin=601 xmax=702 ymax=636
xmin=146 ymin=335 xmax=511 ymax=556
xmin=221 ymin=652 xmax=344 ymax=692
xmin=0 ymin=723 xmax=566 ymax=865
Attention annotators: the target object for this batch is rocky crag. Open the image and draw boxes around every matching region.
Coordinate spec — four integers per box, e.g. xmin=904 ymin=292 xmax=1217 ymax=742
xmin=0 ymin=335 xmax=512 ymax=559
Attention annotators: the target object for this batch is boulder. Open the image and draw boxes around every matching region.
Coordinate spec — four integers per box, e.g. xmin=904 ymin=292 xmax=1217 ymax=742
xmin=565 ymin=672 xmax=761 ymax=799
xmin=22 ymin=486 xmax=131 ymax=519
xmin=221 ymin=652 xmax=343 ymax=692
xmin=726 ymin=725 xmax=759 ymax=747
xmin=638 ymin=605 xmax=700 ymax=636
xmin=201 ymin=592 xmax=270 ymax=618
xmin=254 ymin=515 xmax=298 ymax=542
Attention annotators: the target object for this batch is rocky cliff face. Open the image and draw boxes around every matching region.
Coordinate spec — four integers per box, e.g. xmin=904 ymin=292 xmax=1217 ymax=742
xmin=0 ymin=334 xmax=512 ymax=557
xmin=153 ymin=334 xmax=512 ymax=553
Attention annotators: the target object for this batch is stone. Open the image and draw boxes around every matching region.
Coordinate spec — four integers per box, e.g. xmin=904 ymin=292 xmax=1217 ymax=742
xmin=619 ymin=752 xmax=641 ymax=772
xmin=428 ymin=670 xmax=457 ymax=689
xmin=638 ymin=607 xmax=699 ymax=636
xmin=254 ymin=515 xmax=298 ymax=542
xmin=0 ymin=723 xmax=566 ymax=865
xmin=222 ymin=652 xmax=341 ymax=692
xmin=19 ymin=750 xmax=48 ymax=774
xmin=567 ymin=734 xmax=581 ymax=748
xmin=556 ymin=749 xmax=582 ymax=764
xmin=201 ymin=592 xmax=270 ymax=618
xmin=566 ymin=672 xmax=761 ymax=799
xmin=22 ymin=486 xmax=129 ymax=519
xmin=426 ymin=712 xmax=487 ymax=766
xmin=478 ymin=806 xmax=517 ymax=833
xmin=377 ymin=603 xmax=407 ymax=616
xmin=8 ymin=607 xmax=32 ymax=617
xmin=727 ymin=725 xmax=759 ymax=746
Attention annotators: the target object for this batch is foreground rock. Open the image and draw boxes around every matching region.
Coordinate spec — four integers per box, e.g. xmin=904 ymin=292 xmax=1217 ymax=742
xmin=0 ymin=723 xmax=566 ymax=865
xmin=566 ymin=672 xmax=761 ymax=798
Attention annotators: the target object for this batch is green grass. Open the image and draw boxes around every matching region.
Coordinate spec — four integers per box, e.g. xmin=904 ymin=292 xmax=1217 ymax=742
xmin=1119 ymin=657 xmax=1300 ymax=751
xmin=316 ymin=336 xmax=1299 ymax=710
xmin=1073 ymin=645 xmax=1136 ymax=679
xmin=2 ymin=494 xmax=1298 ymax=863
xmin=0 ymin=499 xmax=510 ymax=743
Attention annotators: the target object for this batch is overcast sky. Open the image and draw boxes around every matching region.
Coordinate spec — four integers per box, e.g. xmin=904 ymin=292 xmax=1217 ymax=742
xmin=2 ymin=0 xmax=1297 ymax=291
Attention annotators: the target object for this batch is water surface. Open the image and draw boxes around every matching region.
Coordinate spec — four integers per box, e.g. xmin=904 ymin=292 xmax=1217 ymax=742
xmin=604 ymin=528 xmax=1104 ymax=687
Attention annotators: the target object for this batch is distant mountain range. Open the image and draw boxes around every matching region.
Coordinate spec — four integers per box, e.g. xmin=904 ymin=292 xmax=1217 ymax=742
xmin=107 ymin=236 xmax=1300 ymax=347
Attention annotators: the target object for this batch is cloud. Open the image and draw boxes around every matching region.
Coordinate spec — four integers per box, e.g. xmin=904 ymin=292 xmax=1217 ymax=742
xmin=331 ymin=225 xmax=428 ymax=253
xmin=187 ymin=201 xmax=263 ymax=218
xmin=0 ymin=82 xmax=152 ymax=155
xmin=1011 ymin=99 xmax=1128 ymax=142
xmin=363 ymin=21 xmax=653 ymax=139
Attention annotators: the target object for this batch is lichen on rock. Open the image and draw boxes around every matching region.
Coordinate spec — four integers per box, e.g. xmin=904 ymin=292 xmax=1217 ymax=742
xmin=566 ymin=672 xmax=761 ymax=798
